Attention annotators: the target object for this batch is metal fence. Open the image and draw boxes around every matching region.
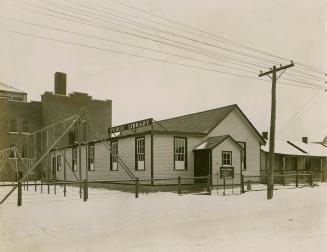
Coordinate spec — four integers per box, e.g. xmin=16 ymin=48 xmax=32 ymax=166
xmin=0 ymin=171 xmax=315 ymax=207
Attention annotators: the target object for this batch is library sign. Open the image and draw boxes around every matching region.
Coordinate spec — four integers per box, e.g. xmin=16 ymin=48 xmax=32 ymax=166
xmin=108 ymin=118 xmax=153 ymax=134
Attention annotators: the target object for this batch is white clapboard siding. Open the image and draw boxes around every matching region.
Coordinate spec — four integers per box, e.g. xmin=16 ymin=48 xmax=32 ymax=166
xmin=211 ymin=138 xmax=241 ymax=185
xmin=208 ymin=109 xmax=261 ymax=176
xmin=153 ymin=134 xmax=202 ymax=184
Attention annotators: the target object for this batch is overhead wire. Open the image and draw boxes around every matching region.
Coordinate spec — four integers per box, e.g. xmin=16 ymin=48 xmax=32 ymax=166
xmin=39 ymin=0 xmax=326 ymax=86
xmin=104 ymin=0 xmax=327 ymax=75
xmin=0 ymin=28 xmax=324 ymax=91
xmin=277 ymin=91 xmax=324 ymax=136
xmin=15 ymin=0 xmax=325 ymax=88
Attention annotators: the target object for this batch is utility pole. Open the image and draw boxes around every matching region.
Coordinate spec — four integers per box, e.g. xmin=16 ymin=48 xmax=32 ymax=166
xmin=259 ymin=62 xmax=294 ymax=199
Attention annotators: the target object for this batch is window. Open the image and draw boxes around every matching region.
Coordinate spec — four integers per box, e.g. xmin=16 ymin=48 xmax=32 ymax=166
xmin=72 ymin=147 xmax=77 ymax=171
xmin=22 ymin=120 xmax=29 ymax=133
xmin=82 ymin=121 xmax=87 ymax=142
xmin=57 ymin=155 xmax=61 ymax=171
xmin=21 ymin=144 xmax=27 ymax=158
xmin=135 ymin=137 xmax=145 ymax=170
xmin=237 ymin=142 xmax=246 ymax=170
xmin=10 ymin=119 xmax=18 ymax=133
xmin=9 ymin=144 xmax=16 ymax=158
xmin=88 ymin=144 xmax=95 ymax=171
xmin=110 ymin=141 xmax=118 ymax=171
xmin=174 ymin=137 xmax=187 ymax=170
xmin=222 ymin=151 xmax=232 ymax=166
xmin=68 ymin=131 xmax=75 ymax=145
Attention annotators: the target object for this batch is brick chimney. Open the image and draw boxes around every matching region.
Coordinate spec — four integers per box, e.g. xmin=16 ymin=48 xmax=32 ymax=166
xmin=302 ymin=137 xmax=308 ymax=144
xmin=262 ymin=131 xmax=268 ymax=140
xmin=54 ymin=72 xmax=67 ymax=95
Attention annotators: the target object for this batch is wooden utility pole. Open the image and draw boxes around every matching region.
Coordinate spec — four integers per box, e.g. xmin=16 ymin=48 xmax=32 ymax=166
xmin=259 ymin=62 xmax=294 ymax=199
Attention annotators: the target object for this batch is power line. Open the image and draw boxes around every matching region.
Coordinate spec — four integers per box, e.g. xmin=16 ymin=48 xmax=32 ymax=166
xmin=38 ymin=0 xmax=326 ymax=85
xmin=5 ymin=17 xmax=326 ymax=90
xmin=12 ymin=3 xmax=270 ymax=72
xmin=3 ymin=17 xmax=259 ymax=75
xmin=105 ymin=0 xmax=327 ymax=75
xmin=23 ymin=0 xmax=278 ymax=67
xmin=0 ymin=28 xmax=324 ymax=91
xmin=277 ymin=91 xmax=324 ymax=136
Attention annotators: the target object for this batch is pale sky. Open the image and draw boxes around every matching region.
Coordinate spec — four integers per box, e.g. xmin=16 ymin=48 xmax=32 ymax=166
xmin=0 ymin=0 xmax=326 ymax=142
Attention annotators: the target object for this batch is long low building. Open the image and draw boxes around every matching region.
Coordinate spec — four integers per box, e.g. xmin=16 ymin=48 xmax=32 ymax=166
xmin=50 ymin=104 xmax=266 ymax=184
xmin=260 ymin=136 xmax=327 ymax=182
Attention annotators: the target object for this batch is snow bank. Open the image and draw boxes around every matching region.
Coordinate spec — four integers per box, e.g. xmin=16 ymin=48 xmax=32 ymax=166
xmin=0 ymin=184 xmax=326 ymax=252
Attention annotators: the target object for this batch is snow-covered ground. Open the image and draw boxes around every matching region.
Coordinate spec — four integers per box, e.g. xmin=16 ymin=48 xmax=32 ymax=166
xmin=0 ymin=184 xmax=326 ymax=252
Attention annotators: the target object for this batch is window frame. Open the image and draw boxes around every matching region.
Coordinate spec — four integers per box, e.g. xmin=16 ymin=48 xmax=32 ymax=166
xmin=9 ymin=119 xmax=18 ymax=134
xmin=174 ymin=136 xmax=187 ymax=170
xmin=222 ymin=151 xmax=232 ymax=166
xmin=88 ymin=144 xmax=95 ymax=171
xmin=110 ymin=141 xmax=118 ymax=171
xmin=22 ymin=120 xmax=30 ymax=134
xmin=72 ymin=147 xmax=77 ymax=172
xmin=135 ymin=137 xmax=145 ymax=171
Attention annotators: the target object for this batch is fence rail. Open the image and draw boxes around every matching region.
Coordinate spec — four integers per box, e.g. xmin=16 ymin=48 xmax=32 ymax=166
xmin=0 ymin=171 xmax=316 ymax=207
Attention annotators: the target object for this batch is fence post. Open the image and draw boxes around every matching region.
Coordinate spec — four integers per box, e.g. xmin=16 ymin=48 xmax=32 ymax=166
xmin=47 ymin=183 xmax=50 ymax=194
xmin=135 ymin=177 xmax=139 ymax=198
xmin=247 ymin=180 xmax=252 ymax=191
xmin=54 ymin=184 xmax=56 ymax=195
xmin=241 ymin=174 xmax=245 ymax=194
xmin=178 ymin=176 xmax=181 ymax=195
xmin=41 ymin=183 xmax=43 ymax=194
xmin=35 ymin=180 xmax=37 ymax=192
xmin=17 ymin=181 xmax=22 ymax=207
xmin=296 ymin=170 xmax=299 ymax=188
xmin=27 ymin=180 xmax=29 ymax=191
xmin=223 ymin=176 xmax=226 ymax=196
xmin=207 ymin=175 xmax=211 ymax=195
xmin=64 ymin=183 xmax=66 ymax=197
xmin=83 ymin=179 xmax=88 ymax=201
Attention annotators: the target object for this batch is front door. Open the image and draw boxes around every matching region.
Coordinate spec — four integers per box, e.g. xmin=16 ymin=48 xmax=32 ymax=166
xmin=194 ymin=150 xmax=210 ymax=183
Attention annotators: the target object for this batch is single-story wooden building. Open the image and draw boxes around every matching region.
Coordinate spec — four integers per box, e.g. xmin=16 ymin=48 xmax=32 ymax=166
xmin=49 ymin=104 xmax=266 ymax=184
xmin=260 ymin=136 xmax=327 ymax=183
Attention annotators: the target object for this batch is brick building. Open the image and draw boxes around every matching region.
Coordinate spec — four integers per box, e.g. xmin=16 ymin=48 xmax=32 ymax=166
xmin=0 ymin=72 xmax=112 ymax=181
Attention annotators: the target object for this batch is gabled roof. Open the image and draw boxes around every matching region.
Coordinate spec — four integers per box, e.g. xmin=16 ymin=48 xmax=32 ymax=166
xmin=126 ymin=104 xmax=265 ymax=143
xmin=194 ymin=135 xmax=243 ymax=151
xmin=0 ymin=81 xmax=26 ymax=94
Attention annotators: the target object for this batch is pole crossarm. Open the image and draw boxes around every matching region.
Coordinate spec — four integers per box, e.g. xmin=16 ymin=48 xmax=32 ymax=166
xmin=259 ymin=62 xmax=294 ymax=77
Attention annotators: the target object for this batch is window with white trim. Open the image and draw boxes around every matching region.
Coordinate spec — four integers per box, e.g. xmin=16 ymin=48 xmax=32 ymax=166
xmin=22 ymin=120 xmax=29 ymax=133
xmin=111 ymin=142 xmax=118 ymax=171
xmin=56 ymin=155 xmax=61 ymax=171
xmin=136 ymin=137 xmax=145 ymax=170
xmin=174 ymin=137 xmax=187 ymax=170
xmin=222 ymin=151 xmax=232 ymax=166
xmin=72 ymin=147 xmax=77 ymax=171
xmin=10 ymin=119 xmax=18 ymax=133
xmin=88 ymin=144 xmax=95 ymax=171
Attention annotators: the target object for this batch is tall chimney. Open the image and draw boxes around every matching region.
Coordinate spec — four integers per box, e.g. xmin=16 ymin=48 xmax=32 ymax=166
xmin=54 ymin=72 xmax=67 ymax=95
xmin=262 ymin=131 xmax=268 ymax=140
xmin=302 ymin=137 xmax=308 ymax=144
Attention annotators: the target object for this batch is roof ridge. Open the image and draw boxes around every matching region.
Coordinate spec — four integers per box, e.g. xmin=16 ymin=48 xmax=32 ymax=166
xmin=158 ymin=104 xmax=237 ymax=123
xmin=0 ymin=81 xmax=26 ymax=93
